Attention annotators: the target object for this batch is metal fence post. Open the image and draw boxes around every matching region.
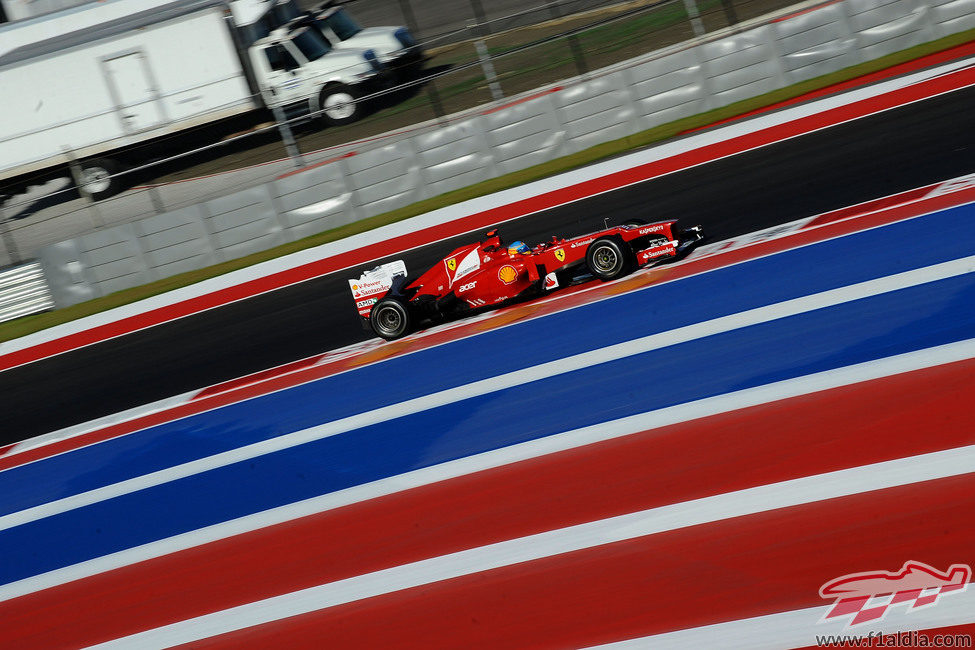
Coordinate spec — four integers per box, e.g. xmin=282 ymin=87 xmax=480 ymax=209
xmin=271 ymin=105 xmax=306 ymax=168
xmin=469 ymin=20 xmax=504 ymax=101
xmin=545 ymin=0 xmax=588 ymax=77
xmin=0 ymin=202 xmax=20 ymax=267
xmin=62 ymin=147 xmax=106 ymax=228
xmin=145 ymin=184 xmax=166 ymax=215
xmin=469 ymin=0 xmax=490 ymax=34
xmin=398 ymin=0 xmax=446 ymax=121
xmin=720 ymin=0 xmax=739 ymax=26
xmin=682 ymin=0 xmax=707 ymax=37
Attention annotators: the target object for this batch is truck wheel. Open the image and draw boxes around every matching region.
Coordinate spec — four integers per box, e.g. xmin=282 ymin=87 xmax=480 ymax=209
xmin=370 ymin=297 xmax=411 ymax=340
xmin=586 ymin=237 xmax=632 ymax=281
xmin=320 ymin=84 xmax=362 ymax=126
xmin=78 ymin=158 xmax=119 ymax=201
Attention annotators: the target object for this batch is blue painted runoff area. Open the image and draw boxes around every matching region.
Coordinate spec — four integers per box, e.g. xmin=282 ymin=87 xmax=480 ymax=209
xmin=2 ymin=204 xmax=973 ymax=517
xmin=0 ymin=211 xmax=973 ymax=584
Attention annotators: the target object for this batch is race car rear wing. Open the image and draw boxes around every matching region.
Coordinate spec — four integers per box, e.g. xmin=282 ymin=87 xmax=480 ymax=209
xmin=349 ymin=260 xmax=407 ymax=318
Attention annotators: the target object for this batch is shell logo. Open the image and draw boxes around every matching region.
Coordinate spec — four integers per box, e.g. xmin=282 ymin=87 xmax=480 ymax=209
xmin=352 ymin=284 xmax=359 ymax=290
xmin=554 ymin=248 xmax=565 ymax=262
xmin=447 ymin=259 xmax=457 ymax=271
xmin=498 ymin=265 xmax=518 ymax=284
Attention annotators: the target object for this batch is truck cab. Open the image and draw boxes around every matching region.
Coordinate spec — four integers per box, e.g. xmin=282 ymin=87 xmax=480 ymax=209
xmin=248 ymin=23 xmax=386 ymax=124
xmin=304 ymin=5 xmax=424 ymax=79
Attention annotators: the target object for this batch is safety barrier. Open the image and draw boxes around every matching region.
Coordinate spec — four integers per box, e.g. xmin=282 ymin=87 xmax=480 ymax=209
xmin=0 ymin=261 xmax=53 ymax=324
xmin=33 ymin=0 xmax=975 ymax=307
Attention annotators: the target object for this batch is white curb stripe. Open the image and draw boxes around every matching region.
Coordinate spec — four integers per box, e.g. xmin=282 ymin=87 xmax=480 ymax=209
xmin=88 ymin=445 xmax=975 ymax=649
xmin=3 ymin=255 xmax=972 ymax=533
xmin=2 ymin=337 xmax=973 ymax=604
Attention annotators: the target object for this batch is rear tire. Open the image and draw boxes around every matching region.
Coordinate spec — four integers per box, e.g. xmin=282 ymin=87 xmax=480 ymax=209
xmin=370 ymin=297 xmax=411 ymax=340
xmin=586 ymin=237 xmax=632 ymax=281
xmin=77 ymin=158 xmax=120 ymax=201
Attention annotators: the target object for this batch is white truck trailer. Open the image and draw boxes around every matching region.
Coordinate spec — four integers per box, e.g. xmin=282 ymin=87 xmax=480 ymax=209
xmin=0 ymin=0 xmax=422 ymax=199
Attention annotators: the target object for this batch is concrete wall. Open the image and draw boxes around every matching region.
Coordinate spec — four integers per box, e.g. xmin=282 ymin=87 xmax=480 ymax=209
xmin=35 ymin=0 xmax=975 ymax=307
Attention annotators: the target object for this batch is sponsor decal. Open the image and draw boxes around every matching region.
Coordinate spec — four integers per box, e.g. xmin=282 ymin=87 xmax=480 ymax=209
xmin=498 ymin=265 xmax=518 ymax=284
xmin=453 ymin=248 xmax=480 ymax=281
xmin=543 ymin=272 xmax=559 ymax=290
xmin=570 ymin=238 xmax=595 ymax=249
xmin=554 ymin=248 xmax=565 ymax=262
xmin=819 ymin=561 xmax=971 ymax=628
xmin=348 ymin=262 xmax=406 ymax=299
xmin=458 ymin=281 xmax=477 ymax=292
xmin=355 ymin=299 xmax=377 ymax=308
xmin=639 ymin=225 xmax=666 ymax=234
xmin=349 ymin=278 xmax=393 ymax=299
xmin=447 ymin=259 xmax=457 ymax=271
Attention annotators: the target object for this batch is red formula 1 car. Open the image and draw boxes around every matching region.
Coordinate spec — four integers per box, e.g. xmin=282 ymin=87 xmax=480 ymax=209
xmin=349 ymin=219 xmax=703 ymax=340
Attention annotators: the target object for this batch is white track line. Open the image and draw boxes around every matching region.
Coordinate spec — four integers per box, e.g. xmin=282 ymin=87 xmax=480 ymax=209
xmin=13 ymin=185 xmax=973 ymax=464
xmin=3 ymin=256 xmax=972 ymax=532
xmin=3 ymin=338 xmax=974 ymax=604
xmin=87 ymin=445 xmax=975 ymax=649
xmin=4 ymin=56 xmax=972 ymax=360
xmin=587 ymin=590 xmax=975 ymax=649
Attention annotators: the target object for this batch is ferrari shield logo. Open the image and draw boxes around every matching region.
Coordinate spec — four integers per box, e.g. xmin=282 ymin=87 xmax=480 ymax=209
xmin=447 ymin=259 xmax=457 ymax=272
xmin=554 ymin=248 xmax=565 ymax=262
xmin=498 ymin=265 xmax=518 ymax=284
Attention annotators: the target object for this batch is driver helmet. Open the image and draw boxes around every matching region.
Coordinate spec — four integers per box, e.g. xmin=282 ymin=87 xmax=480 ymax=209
xmin=507 ymin=241 xmax=530 ymax=255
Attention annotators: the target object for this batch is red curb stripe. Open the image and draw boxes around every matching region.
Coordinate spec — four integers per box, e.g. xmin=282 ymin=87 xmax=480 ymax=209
xmin=3 ymin=182 xmax=972 ymax=472
xmin=5 ymin=358 xmax=973 ymax=647
xmin=188 ymin=476 xmax=975 ymax=649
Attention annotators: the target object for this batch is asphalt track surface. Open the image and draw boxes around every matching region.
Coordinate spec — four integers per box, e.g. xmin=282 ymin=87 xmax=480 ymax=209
xmin=5 ymin=85 xmax=975 ymax=442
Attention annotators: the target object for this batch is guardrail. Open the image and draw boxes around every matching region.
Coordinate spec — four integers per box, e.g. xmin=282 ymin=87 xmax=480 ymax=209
xmin=18 ymin=0 xmax=975 ymax=309
xmin=0 ymin=261 xmax=53 ymax=324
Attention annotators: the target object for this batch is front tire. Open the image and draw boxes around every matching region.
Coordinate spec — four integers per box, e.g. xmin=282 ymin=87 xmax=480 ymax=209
xmin=370 ymin=297 xmax=411 ymax=340
xmin=319 ymin=84 xmax=363 ymax=126
xmin=586 ymin=237 xmax=632 ymax=281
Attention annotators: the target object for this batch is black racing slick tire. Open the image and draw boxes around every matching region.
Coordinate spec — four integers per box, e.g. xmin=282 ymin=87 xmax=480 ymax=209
xmin=370 ymin=297 xmax=411 ymax=340
xmin=586 ymin=237 xmax=632 ymax=281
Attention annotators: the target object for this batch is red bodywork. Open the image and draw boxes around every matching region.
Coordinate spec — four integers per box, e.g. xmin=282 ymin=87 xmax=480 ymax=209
xmin=352 ymin=220 xmax=702 ymax=339
xmin=361 ymin=220 xmax=687 ymax=320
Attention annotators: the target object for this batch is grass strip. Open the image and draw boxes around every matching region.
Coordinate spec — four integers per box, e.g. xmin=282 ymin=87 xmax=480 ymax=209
xmin=2 ymin=28 xmax=973 ymax=344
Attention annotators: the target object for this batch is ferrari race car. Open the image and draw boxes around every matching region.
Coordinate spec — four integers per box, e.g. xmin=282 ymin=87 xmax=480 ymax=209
xmin=349 ymin=219 xmax=704 ymax=340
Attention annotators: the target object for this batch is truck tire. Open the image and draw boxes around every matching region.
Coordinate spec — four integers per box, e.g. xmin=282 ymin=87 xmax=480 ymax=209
xmin=370 ymin=297 xmax=411 ymax=340
xmin=77 ymin=158 xmax=119 ymax=201
xmin=586 ymin=236 xmax=632 ymax=281
xmin=319 ymin=84 xmax=363 ymax=126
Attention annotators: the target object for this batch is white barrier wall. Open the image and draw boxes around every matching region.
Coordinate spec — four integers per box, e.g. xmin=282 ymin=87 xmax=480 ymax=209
xmin=37 ymin=0 xmax=975 ymax=307
xmin=0 ymin=261 xmax=53 ymax=324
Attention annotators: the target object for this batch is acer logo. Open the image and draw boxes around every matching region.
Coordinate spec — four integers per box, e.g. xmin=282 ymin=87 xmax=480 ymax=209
xmin=458 ymin=281 xmax=477 ymax=292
